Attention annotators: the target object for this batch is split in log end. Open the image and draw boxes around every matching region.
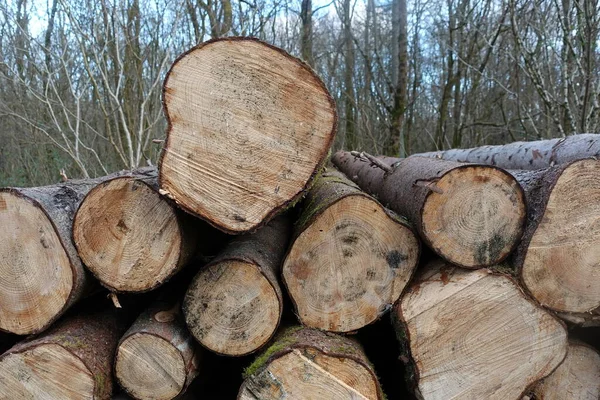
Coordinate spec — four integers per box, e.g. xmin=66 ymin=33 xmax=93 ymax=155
xmin=159 ymin=38 xmax=337 ymax=234
xmin=0 ymin=344 xmax=95 ymax=398
xmin=115 ymin=333 xmax=187 ymax=400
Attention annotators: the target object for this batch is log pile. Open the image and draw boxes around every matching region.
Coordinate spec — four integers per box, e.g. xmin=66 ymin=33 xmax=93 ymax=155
xmin=0 ymin=37 xmax=598 ymax=399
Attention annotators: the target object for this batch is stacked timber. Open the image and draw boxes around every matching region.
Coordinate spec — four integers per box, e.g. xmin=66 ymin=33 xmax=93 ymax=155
xmin=0 ymin=36 xmax=598 ymax=400
xmin=411 ymin=141 xmax=600 ymax=326
xmin=332 ymin=151 xmax=527 ymax=268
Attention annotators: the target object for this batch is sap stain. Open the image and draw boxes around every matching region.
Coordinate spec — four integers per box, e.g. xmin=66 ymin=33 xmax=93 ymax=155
xmin=386 ymin=251 xmax=408 ymax=269
xmin=475 ymin=233 xmax=508 ymax=265
xmin=342 ymin=233 xmax=359 ymax=245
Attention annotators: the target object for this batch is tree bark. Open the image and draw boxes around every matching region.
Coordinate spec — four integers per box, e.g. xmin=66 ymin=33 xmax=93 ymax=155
xmin=183 ymin=216 xmax=290 ymax=356
xmin=159 ymin=37 xmax=337 ymax=234
xmin=115 ymin=290 xmax=202 ymax=400
xmin=393 ymin=259 xmax=568 ymax=400
xmin=415 ymin=133 xmax=600 ymax=170
xmin=388 ymin=0 xmax=408 ymax=156
xmin=0 ymin=308 xmax=128 ymax=399
xmin=300 ymin=0 xmax=313 ymax=66
xmin=331 ymin=151 xmax=526 ymax=268
xmin=73 ymin=167 xmax=201 ymax=293
xmin=238 ymin=326 xmax=384 ymax=400
xmin=508 ymin=159 xmax=600 ymax=325
xmin=528 ymin=341 xmax=600 ymax=400
xmin=282 ymin=170 xmax=420 ymax=332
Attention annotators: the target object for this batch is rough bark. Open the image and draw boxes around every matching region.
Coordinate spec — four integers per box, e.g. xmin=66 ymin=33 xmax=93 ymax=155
xmin=415 ymin=133 xmax=600 ymax=170
xmin=331 ymin=151 xmax=526 ymax=268
xmin=509 ymin=159 xmax=600 ymax=325
xmin=238 ymin=326 xmax=384 ymax=400
xmin=159 ymin=37 xmax=337 ymax=234
xmin=73 ymin=168 xmax=199 ymax=293
xmin=183 ymin=216 xmax=290 ymax=356
xmin=282 ymin=170 xmax=420 ymax=332
xmin=115 ymin=290 xmax=202 ymax=400
xmin=0 ymin=308 xmax=127 ymax=399
xmin=393 ymin=259 xmax=568 ymax=400
xmin=528 ymin=341 xmax=600 ymax=400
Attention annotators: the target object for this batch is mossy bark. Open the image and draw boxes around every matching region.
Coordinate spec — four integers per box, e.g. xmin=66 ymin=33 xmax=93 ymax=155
xmin=239 ymin=326 xmax=385 ymax=400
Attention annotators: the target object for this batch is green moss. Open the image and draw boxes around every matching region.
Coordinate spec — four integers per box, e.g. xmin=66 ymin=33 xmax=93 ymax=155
xmin=492 ymin=262 xmax=516 ymax=277
xmin=243 ymin=326 xmax=304 ymax=378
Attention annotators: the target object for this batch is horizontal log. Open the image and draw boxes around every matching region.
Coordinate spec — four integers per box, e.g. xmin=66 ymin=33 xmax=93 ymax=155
xmin=393 ymin=259 xmax=567 ymax=400
xmin=529 ymin=341 xmax=600 ymax=400
xmin=0 ymin=308 xmax=127 ymax=399
xmin=414 ymin=133 xmax=600 ymax=169
xmin=115 ymin=291 xmax=202 ymax=400
xmin=509 ymin=159 xmax=600 ymax=325
xmin=238 ymin=326 xmax=384 ymax=400
xmin=282 ymin=170 xmax=420 ymax=332
xmin=73 ymin=168 xmax=200 ymax=293
xmin=159 ymin=37 xmax=337 ymax=234
xmin=183 ymin=216 xmax=290 ymax=356
xmin=332 ymin=151 xmax=526 ymax=268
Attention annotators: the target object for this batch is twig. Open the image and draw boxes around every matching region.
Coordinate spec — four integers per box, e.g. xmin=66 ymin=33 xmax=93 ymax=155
xmin=350 ymin=151 xmax=393 ymax=173
xmin=108 ymin=292 xmax=122 ymax=309
xmin=413 ymin=180 xmax=444 ymax=194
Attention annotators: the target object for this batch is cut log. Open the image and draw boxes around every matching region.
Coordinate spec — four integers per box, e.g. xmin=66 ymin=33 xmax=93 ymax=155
xmin=332 ymin=151 xmax=526 ymax=268
xmin=115 ymin=291 xmax=202 ymax=400
xmin=529 ymin=341 xmax=600 ymax=400
xmin=415 ymin=133 xmax=600 ymax=169
xmin=0 ymin=308 xmax=127 ymax=399
xmin=238 ymin=326 xmax=384 ymax=400
xmin=183 ymin=216 xmax=290 ymax=356
xmin=393 ymin=259 xmax=568 ymax=400
xmin=0 ymin=179 xmax=98 ymax=335
xmin=73 ymin=168 xmax=198 ymax=293
xmin=282 ymin=170 xmax=420 ymax=332
xmin=159 ymin=37 xmax=337 ymax=234
xmin=507 ymin=159 xmax=600 ymax=325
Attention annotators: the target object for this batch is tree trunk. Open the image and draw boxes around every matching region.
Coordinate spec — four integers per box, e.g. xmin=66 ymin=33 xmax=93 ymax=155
xmin=528 ymin=341 xmax=600 ymax=400
xmin=300 ymin=0 xmax=313 ymax=66
xmin=159 ymin=38 xmax=337 ymax=234
xmin=331 ymin=151 xmax=526 ymax=268
xmin=0 ymin=309 xmax=127 ymax=399
xmin=115 ymin=290 xmax=202 ymax=400
xmin=183 ymin=216 xmax=290 ymax=356
xmin=238 ymin=326 xmax=384 ymax=400
xmin=393 ymin=259 xmax=568 ymax=400
xmin=388 ymin=0 xmax=408 ymax=156
xmin=509 ymin=159 xmax=600 ymax=326
xmin=282 ymin=170 xmax=420 ymax=332
xmin=415 ymin=133 xmax=600 ymax=169
xmin=73 ymin=167 xmax=200 ymax=293
xmin=0 ymin=178 xmax=98 ymax=335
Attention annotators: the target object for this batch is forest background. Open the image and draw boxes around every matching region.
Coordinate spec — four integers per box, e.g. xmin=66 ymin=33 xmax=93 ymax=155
xmin=0 ymin=0 xmax=598 ymax=186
